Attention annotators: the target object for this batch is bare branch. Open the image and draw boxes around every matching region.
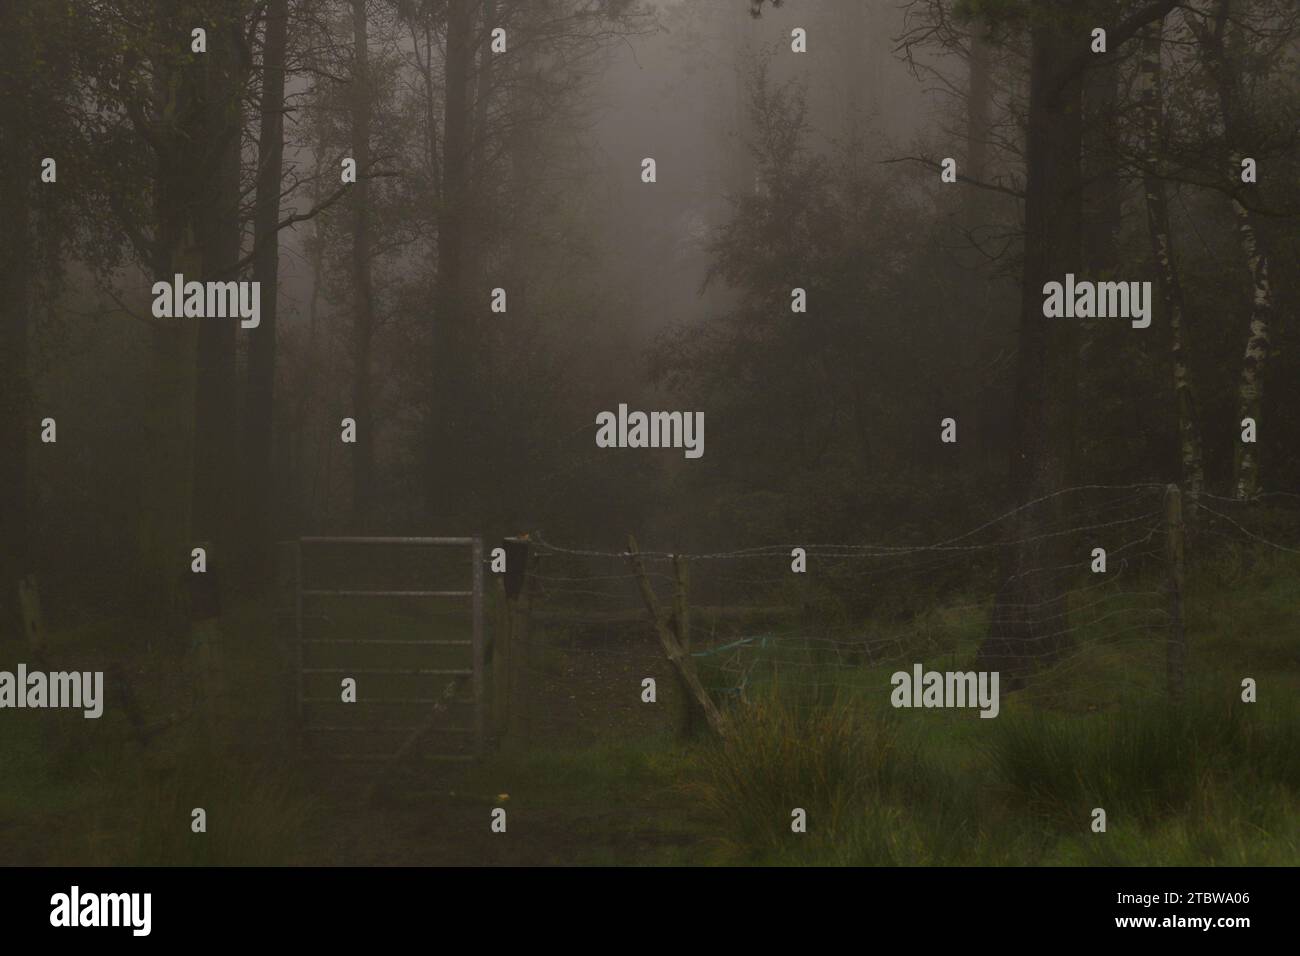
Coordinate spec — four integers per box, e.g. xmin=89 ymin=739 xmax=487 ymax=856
xmin=878 ymin=155 xmax=1025 ymax=199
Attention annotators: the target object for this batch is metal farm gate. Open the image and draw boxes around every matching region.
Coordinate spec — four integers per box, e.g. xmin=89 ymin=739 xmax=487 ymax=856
xmin=293 ymin=536 xmax=485 ymax=766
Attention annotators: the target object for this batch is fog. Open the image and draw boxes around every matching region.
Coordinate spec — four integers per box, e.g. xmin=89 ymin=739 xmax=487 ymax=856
xmin=2 ymin=0 xmax=1298 ymax=868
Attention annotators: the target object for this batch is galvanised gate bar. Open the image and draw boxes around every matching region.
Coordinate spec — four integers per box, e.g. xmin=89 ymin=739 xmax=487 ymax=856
xmin=293 ymin=536 xmax=486 ymax=765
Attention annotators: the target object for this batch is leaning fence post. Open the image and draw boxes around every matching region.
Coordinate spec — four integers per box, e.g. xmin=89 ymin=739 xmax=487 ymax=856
xmin=627 ymin=535 xmax=727 ymax=739
xmin=1164 ymin=484 xmax=1187 ymax=705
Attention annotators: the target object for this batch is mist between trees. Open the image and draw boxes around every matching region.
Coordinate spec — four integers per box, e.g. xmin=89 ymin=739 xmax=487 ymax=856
xmin=1 ymin=0 xmax=1297 ymax=675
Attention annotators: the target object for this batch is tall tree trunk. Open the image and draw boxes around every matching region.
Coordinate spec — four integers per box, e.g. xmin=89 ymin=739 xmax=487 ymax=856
xmin=965 ymin=18 xmax=991 ymax=186
xmin=1197 ymin=0 xmax=1272 ymax=499
xmin=430 ymin=0 xmax=475 ymax=524
xmin=977 ymin=0 xmax=1179 ymax=679
xmin=472 ymin=0 xmax=496 ymax=176
xmin=1082 ymin=56 xmax=1121 ymax=273
xmin=960 ymin=15 xmax=1000 ymax=470
xmin=303 ymin=126 xmax=330 ymax=523
xmin=192 ymin=0 xmax=245 ymax=571
xmin=140 ymin=0 xmax=206 ymax=638
xmin=466 ymin=0 xmax=498 ymax=320
xmin=976 ymin=1 xmax=1084 ymax=683
xmin=1077 ymin=19 xmax=1121 ymax=485
xmin=0 ymin=0 xmax=34 ymax=637
xmin=350 ymin=0 xmax=377 ymax=525
xmin=1228 ymin=194 xmax=1271 ymax=500
xmin=247 ymin=0 xmax=289 ymax=581
xmin=1139 ymin=21 xmax=1204 ymax=493
xmin=505 ymin=8 xmax=538 ymax=322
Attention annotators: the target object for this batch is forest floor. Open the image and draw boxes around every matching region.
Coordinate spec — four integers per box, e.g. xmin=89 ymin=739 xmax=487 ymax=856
xmin=2 ymin=543 xmax=1298 ymax=866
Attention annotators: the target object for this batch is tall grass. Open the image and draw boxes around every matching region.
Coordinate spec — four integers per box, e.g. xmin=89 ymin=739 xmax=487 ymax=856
xmin=686 ymin=682 xmax=904 ymax=861
xmin=124 ymin=750 xmax=317 ymax=865
xmin=985 ymin=693 xmax=1300 ymax=825
xmin=685 ymin=660 xmax=1300 ymax=864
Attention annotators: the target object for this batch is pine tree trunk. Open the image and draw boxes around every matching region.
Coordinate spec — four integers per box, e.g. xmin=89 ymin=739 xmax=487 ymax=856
xmin=0 ymin=0 xmax=33 ymax=637
xmin=1139 ymin=22 xmax=1204 ymax=494
xmin=1076 ymin=43 xmax=1122 ymax=485
xmin=473 ymin=0 xmax=496 ymax=174
xmin=430 ymin=0 xmax=475 ymax=523
xmin=505 ymin=7 xmax=540 ymax=323
xmin=247 ymin=0 xmax=289 ymax=580
xmin=976 ymin=1 xmax=1083 ymax=683
xmin=351 ymin=0 xmax=377 ymax=525
xmin=192 ymin=0 xmax=245 ymax=570
xmin=1082 ymin=57 xmax=1121 ymax=274
xmin=138 ymin=0 xmax=205 ymax=640
xmin=301 ymin=107 xmax=330 ymax=522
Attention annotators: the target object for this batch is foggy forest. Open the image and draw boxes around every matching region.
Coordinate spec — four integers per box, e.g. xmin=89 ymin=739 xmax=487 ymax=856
xmin=1 ymin=0 xmax=1298 ymax=868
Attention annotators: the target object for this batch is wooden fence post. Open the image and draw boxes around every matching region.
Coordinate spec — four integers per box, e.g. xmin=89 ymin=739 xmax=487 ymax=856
xmin=472 ymin=536 xmax=485 ymax=757
xmin=671 ymin=553 xmax=695 ymax=737
xmin=1165 ymin=484 xmax=1187 ymax=704
xmin=627 ymin=536 xmax=727 ymax=739
xmin=492 ymin=576 xmax=510 ymax=737
xmin=509 ymin=546 xmax=540 ymax=746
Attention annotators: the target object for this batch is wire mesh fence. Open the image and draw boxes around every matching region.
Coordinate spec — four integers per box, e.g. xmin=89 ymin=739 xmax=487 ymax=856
xmin=492 ymin=483 xmax=1299 ymax=746
xmin=277 ymin=484 xmax=1300 ymax=766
